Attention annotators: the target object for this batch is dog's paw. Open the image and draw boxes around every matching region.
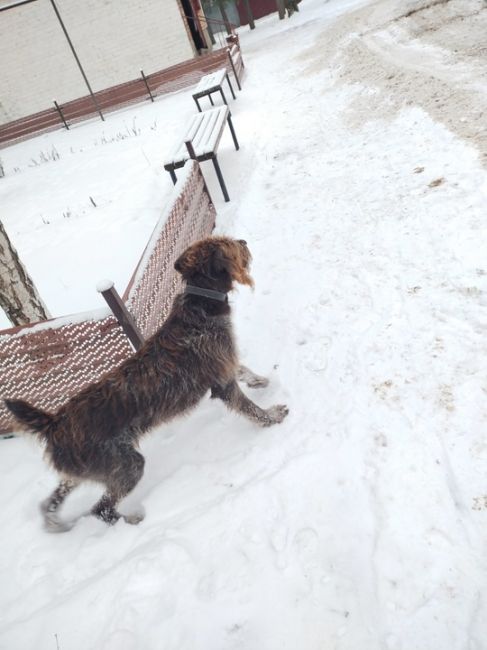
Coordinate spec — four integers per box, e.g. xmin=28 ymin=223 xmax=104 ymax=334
xmin=41 ymin=500 xmax=77 ymax=533
xmin=262 ymin=404 xmax=289 ymax=426
xmin=246 ymin=375 xmax=269 ymax=389
xmin=43 ymin=512 xmax=76 ymax=533
xmin=123 ymin=508 xmax=145 ymax=526
xmin=39 ymin=498 xmax=50 ymax=515
xmin=238 ymin=366 xmax=270 ymax=389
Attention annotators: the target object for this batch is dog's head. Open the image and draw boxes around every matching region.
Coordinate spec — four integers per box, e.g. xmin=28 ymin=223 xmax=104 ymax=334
xmin=174 ymin=237 xmax=253 ymax=291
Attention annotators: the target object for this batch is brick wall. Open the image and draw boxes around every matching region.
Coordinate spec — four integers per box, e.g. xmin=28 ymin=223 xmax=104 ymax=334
xmin=0 ymin=0 xmax=195 ymax=123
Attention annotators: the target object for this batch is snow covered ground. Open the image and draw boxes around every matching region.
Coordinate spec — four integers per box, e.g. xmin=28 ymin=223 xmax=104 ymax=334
xmin=1 ymin=0 xmax=487 ymax=648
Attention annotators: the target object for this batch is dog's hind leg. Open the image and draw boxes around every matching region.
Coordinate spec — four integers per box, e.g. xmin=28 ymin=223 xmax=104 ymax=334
xmin=40 ymin=478 xmax=80 ymax=533
xmin=237 ymin=365 xmax=269 ymax=389
xmin=91 ymin=448 xmax=145 ymax=526
xmin=211 ymin=380 xmax=288 ymax=427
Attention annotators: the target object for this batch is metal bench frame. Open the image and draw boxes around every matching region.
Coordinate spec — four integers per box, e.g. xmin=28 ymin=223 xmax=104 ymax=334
xmin=227 ymin=42 xmax=244 ymax=90
xmin=192 ymin=68 xmax=236 ymax=112
xmin=164 ymin=106 xmax=239 ymax=203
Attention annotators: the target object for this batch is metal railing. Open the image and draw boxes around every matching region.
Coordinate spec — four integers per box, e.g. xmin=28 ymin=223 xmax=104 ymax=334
xmin=0 ymin=39 xmax=244 ymax=147
xmin=193 ymin=13 xmax=239 ymax=49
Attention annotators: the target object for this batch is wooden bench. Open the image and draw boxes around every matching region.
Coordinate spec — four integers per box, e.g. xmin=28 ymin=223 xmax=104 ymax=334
xmin=192 ymin=68 xmax=236 ymax=112
xmin=164 ymin=106 xmax=239 ymax=203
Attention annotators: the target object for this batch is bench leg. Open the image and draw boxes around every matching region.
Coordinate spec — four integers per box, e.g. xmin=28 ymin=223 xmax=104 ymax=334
xmin=226 ymin=74 xmax=236 ymax=100
xmin=194 ymin=97 xmax=202 ymax=113
xmin=227 ymin=114 xmax=240 ymax=151
xmin=219 ymin=88 xmax=228 ymax=106
xmin=168 ymin=169 xmax=177 ymax=184
xmin=209 ymin=94 xmax=215 ymax=107
xmin=212 ymin=156 xmax=230 ymax=202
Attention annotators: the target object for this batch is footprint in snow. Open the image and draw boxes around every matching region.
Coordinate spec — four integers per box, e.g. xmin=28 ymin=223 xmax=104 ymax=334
xmin=293 ymin=527 xmax=321 ymax=574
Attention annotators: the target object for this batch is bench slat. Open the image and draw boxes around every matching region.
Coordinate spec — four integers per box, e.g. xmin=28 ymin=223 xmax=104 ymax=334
xmin=192 ymin=108 xmax=223 ymax=152
xmin=165 ymin=106 xmax=230 ymax=166
xmin=193 ymin=68 xmax=227 ymax=96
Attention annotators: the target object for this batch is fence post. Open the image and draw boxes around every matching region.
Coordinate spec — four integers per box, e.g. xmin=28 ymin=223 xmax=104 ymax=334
xmin=97 ymin=280 xmax=145 ymax=351
xmin=49 ymin=0 xmax=105 ymax=122
xmin=140 ymin=69 xmax=154 ymax=102
xmin=53 ymin=100 xmax=69 ymax=130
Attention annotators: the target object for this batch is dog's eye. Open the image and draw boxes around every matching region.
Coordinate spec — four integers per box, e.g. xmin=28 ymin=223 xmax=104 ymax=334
xmin=238 ymin=239 xmax=247 ymax=246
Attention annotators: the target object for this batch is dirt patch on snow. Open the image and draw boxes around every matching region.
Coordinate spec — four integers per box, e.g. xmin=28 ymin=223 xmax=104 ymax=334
xmin=299 ymin=0 xmax=487 ymax=163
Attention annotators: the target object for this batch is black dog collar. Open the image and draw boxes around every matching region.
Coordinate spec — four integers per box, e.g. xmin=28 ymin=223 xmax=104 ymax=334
xmin=184 ymin=285 xmax=227 ymax=302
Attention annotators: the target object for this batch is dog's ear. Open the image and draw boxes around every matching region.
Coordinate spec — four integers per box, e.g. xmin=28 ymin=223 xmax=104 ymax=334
xmin=175 ymin=239 xmax=253 ymax=288
xmin=174 ymin=244 xmax=229 ymax=279
xmin=174 ymin=255 xmax=183 ymax=273
xmin=174 ymin=249 xmax=196 ymax=274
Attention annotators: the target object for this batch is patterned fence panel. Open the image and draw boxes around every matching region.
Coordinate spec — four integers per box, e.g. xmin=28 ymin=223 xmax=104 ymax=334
xmin=124 ymin=161 xmax=216 ymax=338
xmin=147 ymin=48 xmax=229 ymax=98
xmin=0 ymin=313 xmax=133 ymax=433
xmin=0 ymin=161 xmax=216 ymax=434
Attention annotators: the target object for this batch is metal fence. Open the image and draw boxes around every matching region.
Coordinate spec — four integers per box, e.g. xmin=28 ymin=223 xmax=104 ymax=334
xmin=0 ymin=40 xmax=244 ymax=148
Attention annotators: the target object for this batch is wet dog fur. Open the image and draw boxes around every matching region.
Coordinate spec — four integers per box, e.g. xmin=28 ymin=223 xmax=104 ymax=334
xmin=5 ymin=237 xmax=288 ymax=531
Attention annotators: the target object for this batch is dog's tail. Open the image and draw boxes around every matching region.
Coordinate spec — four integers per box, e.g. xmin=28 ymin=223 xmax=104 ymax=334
xmin=4 ymin=399 xmax=53 ymax=437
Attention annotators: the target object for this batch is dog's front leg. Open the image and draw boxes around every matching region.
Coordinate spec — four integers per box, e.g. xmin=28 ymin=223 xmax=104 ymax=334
xmin=237 ymin=365 xmax=269 ymax=388
xmin=211 ymin=380 xmax=288 ymax=427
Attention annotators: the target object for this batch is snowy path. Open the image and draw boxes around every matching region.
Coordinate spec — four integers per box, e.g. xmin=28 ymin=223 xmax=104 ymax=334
xmin=1 ymin=1 xmax=487 ymax=648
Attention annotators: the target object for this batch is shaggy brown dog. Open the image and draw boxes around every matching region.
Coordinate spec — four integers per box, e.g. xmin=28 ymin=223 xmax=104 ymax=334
xmin=5 ymin=237 xmax=288 ymax=531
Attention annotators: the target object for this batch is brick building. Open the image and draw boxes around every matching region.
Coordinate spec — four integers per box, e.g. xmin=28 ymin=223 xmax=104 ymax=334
xmin=0 ymin=0 xmax=210 ymax=123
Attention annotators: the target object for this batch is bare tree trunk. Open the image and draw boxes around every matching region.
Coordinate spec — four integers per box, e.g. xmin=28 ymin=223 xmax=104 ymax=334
xmin=0 ymin=220 xmax=50 ymax=326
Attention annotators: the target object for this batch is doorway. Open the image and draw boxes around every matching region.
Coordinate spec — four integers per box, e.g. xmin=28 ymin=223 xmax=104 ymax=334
xmin=179 ymin=0 xmax=207 ymax=51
